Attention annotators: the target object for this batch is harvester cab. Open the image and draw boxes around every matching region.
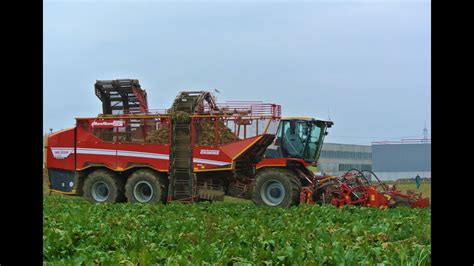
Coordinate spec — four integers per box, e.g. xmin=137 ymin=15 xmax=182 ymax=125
xmin=251 ymin=117 xmax=334 ymax=207
xmin=264 ymin=117 xmax=333 ymax=164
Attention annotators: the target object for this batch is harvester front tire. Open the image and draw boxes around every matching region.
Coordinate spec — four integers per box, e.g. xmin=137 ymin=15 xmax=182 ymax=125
xmin=125 ymin=169 xmax=168 ymax=203
xmin=252 ymin=168 xmax=301 ymax=208
xmin=83 ymin=169 xmax=124 ymax=203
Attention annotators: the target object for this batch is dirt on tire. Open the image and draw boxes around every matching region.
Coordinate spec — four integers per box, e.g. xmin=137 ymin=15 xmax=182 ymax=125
xmin=124 ymin=169 xmax=168 ymax=203
xmin=252 ymin=168 xmax=302 ymax=208
xmin=83 ymin=169 xmax=125 ymax=203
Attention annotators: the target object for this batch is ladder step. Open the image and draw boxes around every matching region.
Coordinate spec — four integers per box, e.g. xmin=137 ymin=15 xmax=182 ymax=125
xmin=174 ymin=163 xmax=191 ymax=168
xmin=174 ymin=124 xmax=190 ymax=128
xmin=173 ymin=173 xmax=192 ymax=177
xmin=174 ymin=152 xmax=190 ymax=158
xmin=173 ymin=169 xmax=191 ymax=173
xmin=175 ymin=133 xmax=190 ymax=138
xmin=173 ymin=175 xmax=192 ymax=179
xmin=174 ymin=182 xmax=191 ymax=186
xmin=168 ymin=92 xmax=200 ymax=202
xmin=174 ymin=147 xmax=190 ymax=151
xmin=174 ymin=158 xmax=191 ymax=163
xmin=173 ymin=152 xmax=190 ymax=157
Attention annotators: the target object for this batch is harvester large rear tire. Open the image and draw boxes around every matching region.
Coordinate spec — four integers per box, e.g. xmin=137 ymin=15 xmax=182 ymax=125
xmin=125 ymin=169 xmax=168 ymax=203
xmin=83 ymin=169 xmax=124 ymax=203
xmin=252 ymin=168 xmax=301 ymax=208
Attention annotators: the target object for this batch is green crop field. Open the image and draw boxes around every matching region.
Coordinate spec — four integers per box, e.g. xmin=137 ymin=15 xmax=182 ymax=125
xmin=43 ymin=194 xmax=431 ymax=265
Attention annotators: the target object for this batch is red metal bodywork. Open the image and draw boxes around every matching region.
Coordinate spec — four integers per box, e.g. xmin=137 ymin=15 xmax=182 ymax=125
xmin=47 ymin=124 xmax=272 ymax=174
xmin=47 ymin=101 xmax=281 ymax=179
xmin=329 ymin=184 xmax=389 ymax=208
xmin=46 ymin=128 xmax=76 ymax=171
xmin=327 ymin=182 xmax=430 ymax=209
xmin=256 ymin=158 xmax=312 ymax=169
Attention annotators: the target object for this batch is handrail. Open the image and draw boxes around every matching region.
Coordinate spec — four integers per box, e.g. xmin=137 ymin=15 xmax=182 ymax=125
xmin=205 ymin=102 xmax=281 ymax=118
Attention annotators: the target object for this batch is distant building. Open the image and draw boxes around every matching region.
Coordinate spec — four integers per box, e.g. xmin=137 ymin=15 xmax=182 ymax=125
xmin=318 ymin=143 xmax=372 ymax=176
xmin=371 ymin=139 xmax=431 ymax=180
xmin=318 ymin=139 xmax=431 ymax=181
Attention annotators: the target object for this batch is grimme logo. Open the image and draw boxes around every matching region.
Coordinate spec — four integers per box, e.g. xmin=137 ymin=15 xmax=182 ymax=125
xmin=91 ymin=120 xmax=125 ymax=128
xmin=200 ymin=149 xmax=220 ymax=155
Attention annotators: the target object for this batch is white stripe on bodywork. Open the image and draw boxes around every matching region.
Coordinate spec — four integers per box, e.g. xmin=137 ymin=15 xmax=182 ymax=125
xmin=51 ymin=147 xmax=74 ymax=150
xmin=52 ymin=147 xmax=231 ymax=166
xmin=117 ymin=150 xmax=169 ymax=160
xmin=76 ymin=148 xmax=116 ymax=156
xmin=193 ymin=158 xmax=230 ymax=166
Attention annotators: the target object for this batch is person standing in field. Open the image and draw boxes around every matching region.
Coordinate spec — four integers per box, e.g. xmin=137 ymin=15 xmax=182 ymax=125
xmin=415 ymin=174 xmax=421 ymax=189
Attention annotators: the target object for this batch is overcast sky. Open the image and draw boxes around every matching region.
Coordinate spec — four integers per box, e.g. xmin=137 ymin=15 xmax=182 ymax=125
xmin=43 ymin=0 xmax=430 ymax=144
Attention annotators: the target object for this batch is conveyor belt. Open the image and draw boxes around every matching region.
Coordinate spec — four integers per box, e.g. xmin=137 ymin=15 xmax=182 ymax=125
xmin=94 ymin=79 xmax=148 ymax=115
